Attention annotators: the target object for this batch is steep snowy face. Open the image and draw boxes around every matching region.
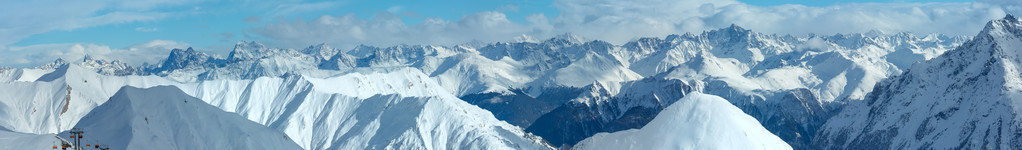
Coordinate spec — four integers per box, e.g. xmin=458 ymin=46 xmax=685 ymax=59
xmin=152 ymin=47 xmax=223 ymax=73
xmin=352 ymin=45 xmax=456 ymax=67
xmin=227 ymin=41 xmax=266 ymax=62
xmin=704 ymin=25 xmax=772 ymax=64
xmin=318 ymin=52 xmax=359 ymax=71
xmin=63 ymin=86 xmax=301 ymax=150
xmin=182 ymin=68 xmax=552 ymax=150
xmin=530 ymin=41 xmax=642 ymax=88
xmin=573 ymin=92 xmax=791 ymax=150
xmin=625 ymin=35 xmax=708 ymax=76
xmin=78 ymin=56 xmax=143 ymax=76
xmin=813 ymin=15 xmax=1022 ymax=149
xmin=301 ymin=43 xmax=340 ymax=61
xmin=0 ymin=65 xmax=183 ymax=134
xmin=142 ymin=41 xmax=336 ymax=81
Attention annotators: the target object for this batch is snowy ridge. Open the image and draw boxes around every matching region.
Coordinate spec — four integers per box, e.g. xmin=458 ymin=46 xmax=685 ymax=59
xmin=0 ymin=130 xmax=63 ymax=150
xmin=1 ymin=23 xmax=971 ymax=148
xmin=183 ymin=68 xmax=551 ymax=149
xmin=0 ymin=65 xmax=183 ymax=134
xmin=0 ymin=64 xmax=551 ymax=149
xmin=573 ymin=92 xmax=791 ymax=150
xmin=813 ymin=14 xmax=1022 ymax=149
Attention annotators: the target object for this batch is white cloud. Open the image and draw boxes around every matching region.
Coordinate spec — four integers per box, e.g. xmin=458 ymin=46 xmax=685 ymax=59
xmin=135 ymin=27 xmax=160 ymax=32
xmin=267 ymin=1 xmax=345 ymax=17
xmin=977 ymin=0 xmax=1022 ymax=15
xmin=252 ymin=0 xmax=1017 ymax=49
xmin=548 ymin=0 xmax=1006 ymax=41
xmin=1 ymin=40 xmax=190 ymax=67
xmin=252 ymin=11 xmax=539 ymax=48
xmin=0 ymin=0 xmax=199 ymax=47
xmin=386 ymin=6 xmax=404 ymax=14
xmin=705 ymin=3 xmax=1005 ymax=35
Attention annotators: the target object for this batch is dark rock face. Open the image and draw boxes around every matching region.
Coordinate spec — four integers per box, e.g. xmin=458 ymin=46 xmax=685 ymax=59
xmin=702 ymin=80 xmax=837 ymax=150
xmin=459 ymin=87 xmax=583 ymax=128
xmin=526 ymin=78 xmax=694 ymax=146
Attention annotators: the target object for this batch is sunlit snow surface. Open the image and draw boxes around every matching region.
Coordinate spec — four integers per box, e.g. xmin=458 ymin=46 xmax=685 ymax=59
xmin=60 ymin=86 xmax=302 ymax=150
xmin=0 ymin=22 xmax=978 ymax=149
xmin=813 ymin=15 xmax=1022 ymax=150
xmin=0 ymin=65 xmax=550 ymax=149
xmin=574 ymin=93 xmax=791 ymax=150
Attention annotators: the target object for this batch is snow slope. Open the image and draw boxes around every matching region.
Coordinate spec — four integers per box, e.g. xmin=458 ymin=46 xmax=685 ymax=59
xmin=813 ymin=14 xmax=1022 ymax=149
xmin=0 ymin=130 xmax=63 ymax=150
xmin=573 ymin=92 xmax=791 ymax=150
xmin=181 ymin=68 xmax=552 ymax=149
xmin=0 ymin=65 xmax=183 ymax=134
xmin=61 ymin=86 xmax=301 ymax=150
xmin=0 ymin=63 xmax=551 ymax=150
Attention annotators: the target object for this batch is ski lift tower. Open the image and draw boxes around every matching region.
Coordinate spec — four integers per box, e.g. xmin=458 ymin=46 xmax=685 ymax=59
xmin=68 ymin=128 xmax=84 ymax=150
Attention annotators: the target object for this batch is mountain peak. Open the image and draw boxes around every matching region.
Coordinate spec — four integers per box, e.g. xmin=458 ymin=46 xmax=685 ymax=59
xmin=865 ymin=29 xmax=886 ymax=37
xmin=40 ymin=58 xmax=68 ymax=69
xmin=228 ymin=41 xmax=264 ymax=62
xmin=979 ymin=14 xmax=1022 ymax=36
xmin=232 ymin=41 xmax=266 ymax=53
xmin=1004 ymin=13 xmax=1017 ymax=21
xmin=707 ymin=24 xmax=754 ymax=37
xmin=82 ymin=55 xmax=96 ymax=62
xmin=68 ymin=86 xmax=303 ymax=150
xmin=302 ymin=43 xmax=338 ymax=60
xmin=52 ymin=58 xmax=67 ymax=64
xmin=161 ymin=47 xmax=213 ymax=71
xmin=514 ymin=34 xmax=539 ymax=43
xmin=544 ymin=33 xmax=586 ymax=45
xmin=727 ymin=24 xmax=745 ymax=30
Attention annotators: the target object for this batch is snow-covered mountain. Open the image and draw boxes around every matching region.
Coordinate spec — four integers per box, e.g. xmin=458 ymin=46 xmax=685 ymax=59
xmin=63 ymin=86 xmax=301 ymax=150
xmin=0 ymin=130 xmax=64 ymax=150
xmin=572 ymin=92 xmax=791 ymax=150
xmin=813 ymin=15 xmax=1022 ymax=149
xmin=0 ymin=64 xmax=551 ymax=149
xmin=0 ymin=20 xmax=973 ymax=149
xmin=181 ymin=68 xmax=552 ymax=149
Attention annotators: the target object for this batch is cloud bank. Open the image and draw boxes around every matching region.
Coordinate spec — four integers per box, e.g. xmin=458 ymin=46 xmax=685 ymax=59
xmin=252 ymin=0 xmax=1017 ymax=49
xmin=0 ymin=0 xmax=201 ymax=48
xmin=5 ymin=0 xmax=1022 ymax=67
xmin=0 ymin=40 xmax=190 ymax=68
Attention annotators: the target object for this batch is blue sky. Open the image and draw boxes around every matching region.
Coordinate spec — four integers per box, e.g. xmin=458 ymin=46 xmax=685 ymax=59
xmin=0 ymin=0 xmax=1018 ymax=67
xmin=11 ymin=0 xmax=564 ymax=53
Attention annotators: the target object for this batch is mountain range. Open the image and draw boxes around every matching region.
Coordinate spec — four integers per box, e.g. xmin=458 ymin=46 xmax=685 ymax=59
xmin=5 ymin=14 xmax=1021 ymax=150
